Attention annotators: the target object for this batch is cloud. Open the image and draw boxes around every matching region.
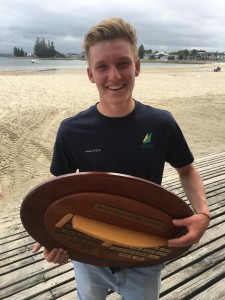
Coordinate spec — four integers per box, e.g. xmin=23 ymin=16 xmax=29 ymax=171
xmin=1 ymin=0 xmax=225 ymax=54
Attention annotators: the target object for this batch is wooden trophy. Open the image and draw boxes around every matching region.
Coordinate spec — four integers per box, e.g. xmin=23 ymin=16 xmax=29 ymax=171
xmin=20 ymin=172 xmax=193 ymax=268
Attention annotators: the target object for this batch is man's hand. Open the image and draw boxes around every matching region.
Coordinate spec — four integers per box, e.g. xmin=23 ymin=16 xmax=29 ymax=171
xmin=32 ymin=242 xmax=69 ymax=265
xmin=168 ymin=213 xmax=210 ymax=247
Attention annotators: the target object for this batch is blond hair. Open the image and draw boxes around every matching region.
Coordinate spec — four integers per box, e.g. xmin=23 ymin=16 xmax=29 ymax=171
xmin=83 ymin=18 xmax=138 ymax=60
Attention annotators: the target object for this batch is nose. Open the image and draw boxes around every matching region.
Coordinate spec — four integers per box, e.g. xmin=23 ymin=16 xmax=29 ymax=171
xmin=108 ymin=65 xmax=121 ymax=81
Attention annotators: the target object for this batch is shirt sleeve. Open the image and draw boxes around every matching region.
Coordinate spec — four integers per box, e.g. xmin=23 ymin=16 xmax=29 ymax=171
xmin=50 ymin=124 xmax=78 ymax=176
xmin=166 ymin=116 xmax=194 ymax=168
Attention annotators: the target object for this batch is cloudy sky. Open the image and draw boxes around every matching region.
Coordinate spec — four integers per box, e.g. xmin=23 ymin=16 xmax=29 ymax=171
xmin=1 ymin=0 xmax=225 ymax=54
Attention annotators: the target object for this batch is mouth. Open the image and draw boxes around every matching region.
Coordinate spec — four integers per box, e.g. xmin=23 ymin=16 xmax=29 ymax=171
xmin=106 ymin=84 xmax=125 ymax=91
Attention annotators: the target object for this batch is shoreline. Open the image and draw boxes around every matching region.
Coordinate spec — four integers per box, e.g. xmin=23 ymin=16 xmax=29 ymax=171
xmin=1 ymin=57 xmax=223 ymax=74
xmin=0 ymin=61 xmax=223 ymax=76
xmin=2 ymin=54 xmax=224 ymax=63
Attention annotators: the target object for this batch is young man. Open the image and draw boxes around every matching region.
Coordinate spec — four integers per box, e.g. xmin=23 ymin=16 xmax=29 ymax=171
xmin=33 ymin=18 xmax=210 ymax=300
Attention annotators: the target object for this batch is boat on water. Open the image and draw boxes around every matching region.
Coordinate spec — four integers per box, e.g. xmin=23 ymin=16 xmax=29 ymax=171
xmin=31 ymin=59 xmax=39 ymax=64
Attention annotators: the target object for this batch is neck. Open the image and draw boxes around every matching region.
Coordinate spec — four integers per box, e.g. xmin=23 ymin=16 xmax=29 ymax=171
xmin=97 ymin=99 xmax=135 ymax=117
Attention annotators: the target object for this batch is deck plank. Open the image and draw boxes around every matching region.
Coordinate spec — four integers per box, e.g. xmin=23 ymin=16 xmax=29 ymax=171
xmin=0 ymin=152 xmax=225 ymax=300
xmin=191 ymin=277 xmax=225 ymax=300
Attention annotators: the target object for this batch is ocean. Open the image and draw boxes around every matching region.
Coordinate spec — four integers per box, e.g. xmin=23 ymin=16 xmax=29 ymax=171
xmin=0 ymin=57 xmax=88 ymax=71
xmin=0 ymin=57 xmax=197 ymax=72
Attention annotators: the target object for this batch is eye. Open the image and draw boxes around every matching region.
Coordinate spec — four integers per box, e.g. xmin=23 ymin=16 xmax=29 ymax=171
xmin=118 ymin=61 xmax=130 ymax=68
xmin=95 ymin=64 xmax=107 ymax=70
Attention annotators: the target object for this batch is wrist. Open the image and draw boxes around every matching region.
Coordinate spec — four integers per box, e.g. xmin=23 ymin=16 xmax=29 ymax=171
xmin=197 ymin=212 xmax=211 ymax=221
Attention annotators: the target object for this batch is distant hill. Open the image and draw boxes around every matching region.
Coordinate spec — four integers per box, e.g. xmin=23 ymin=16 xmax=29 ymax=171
xmin=0 ymin=54 xmax=14 ymax=57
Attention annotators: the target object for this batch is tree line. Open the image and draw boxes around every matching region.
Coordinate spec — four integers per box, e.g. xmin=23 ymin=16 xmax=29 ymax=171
xmin=138 ymin=44 xmax=202 ymax=60
xmin=13 ymin=38 xmax=65 ymax=58
xmin=13 ymin=40 xmax=222 ymax=60
xmin=138 ymin=44 xmax=223 ymax=60
xmin=33 ymin=38 xmax=65 ymax=58
xmin=13 ymin=47 xmax=27 ymax=57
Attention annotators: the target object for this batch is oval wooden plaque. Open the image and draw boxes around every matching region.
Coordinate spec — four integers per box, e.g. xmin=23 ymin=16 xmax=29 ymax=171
xmin=20 ymin=172 xmax=194 ymax=267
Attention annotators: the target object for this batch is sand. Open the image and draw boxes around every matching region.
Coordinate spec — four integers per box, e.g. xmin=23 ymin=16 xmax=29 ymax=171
xmin=0 ymin=62 xmax=225 ymax=216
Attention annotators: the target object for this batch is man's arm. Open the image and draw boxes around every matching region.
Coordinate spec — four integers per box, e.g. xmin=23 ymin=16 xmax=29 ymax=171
xmin=168 ymin=163 xmax=210 ymax=247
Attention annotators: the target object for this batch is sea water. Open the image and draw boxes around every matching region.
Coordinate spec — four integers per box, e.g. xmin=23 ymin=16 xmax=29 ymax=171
xmin=0 ymin=57 xmax=88 ymax=71
xmin=0 ymin=57 xmax=197 ymax=72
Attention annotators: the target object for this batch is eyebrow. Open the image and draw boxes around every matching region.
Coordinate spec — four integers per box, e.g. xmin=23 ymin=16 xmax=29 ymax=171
xmin=95 ymin=56 xmax=132 ymax=64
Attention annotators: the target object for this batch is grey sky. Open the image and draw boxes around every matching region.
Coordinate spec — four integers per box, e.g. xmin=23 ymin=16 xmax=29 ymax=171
xmin=1 ymin=0 xmax=225 ymax=54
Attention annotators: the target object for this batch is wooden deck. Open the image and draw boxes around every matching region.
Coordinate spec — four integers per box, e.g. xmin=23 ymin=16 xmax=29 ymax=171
xmin=1 ymin=152 xmax=225 ymax=300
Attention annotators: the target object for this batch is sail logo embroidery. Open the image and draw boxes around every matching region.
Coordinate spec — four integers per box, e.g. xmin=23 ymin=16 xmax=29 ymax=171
xmin=141 ymin=133 xmax=153 ymax=149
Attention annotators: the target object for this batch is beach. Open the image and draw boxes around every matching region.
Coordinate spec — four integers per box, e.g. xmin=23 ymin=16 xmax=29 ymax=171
xmin=0 ymin=63 xmax=225 ymax=217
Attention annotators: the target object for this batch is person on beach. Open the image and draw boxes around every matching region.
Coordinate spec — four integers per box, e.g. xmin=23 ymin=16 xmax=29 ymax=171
xmin=33 ymin=17 xmax=210 ymax=300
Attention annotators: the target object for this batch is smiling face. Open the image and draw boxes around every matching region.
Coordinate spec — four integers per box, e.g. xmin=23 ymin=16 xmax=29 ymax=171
xmin=87 ymin=38 xmax=140 ymax=117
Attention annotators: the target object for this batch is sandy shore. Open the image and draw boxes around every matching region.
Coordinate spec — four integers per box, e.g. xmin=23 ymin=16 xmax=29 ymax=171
xmin=0 ymin=62 xmax=225 ymax=214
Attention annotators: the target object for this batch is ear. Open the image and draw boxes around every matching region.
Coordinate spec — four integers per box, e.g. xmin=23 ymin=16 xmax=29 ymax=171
xmin=87 ymin=67 xmax=95 ymax=83
xmin=135 ymin=59 xmax=140 ymax=77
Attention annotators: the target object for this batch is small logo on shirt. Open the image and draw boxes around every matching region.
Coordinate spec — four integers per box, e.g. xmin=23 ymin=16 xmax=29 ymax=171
xmin=141 ymin=133 xmax=153 ymax=149
xmin=85 ymin=149 xmax=102 ymax=153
